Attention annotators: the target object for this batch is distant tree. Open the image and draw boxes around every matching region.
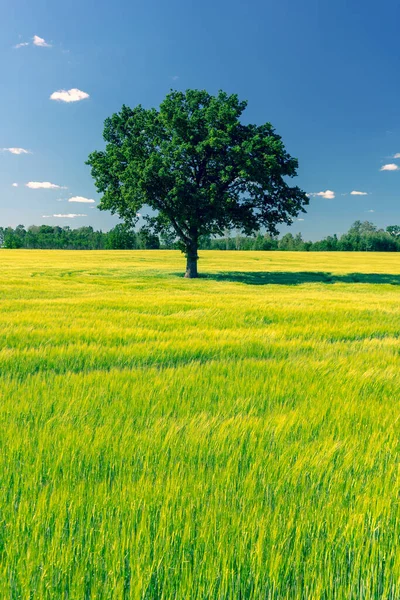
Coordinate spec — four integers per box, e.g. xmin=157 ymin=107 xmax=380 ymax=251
xmin=105 ymin=224 xmax=137 ymax=249
xmin=4 ymin=227 xmax=23 ymax=248
xmin=386 ymin=225 xmax=400 ymax=238
xmin=262 ymin=233 xmax=279 ymax=250
xmin=293 ymin=232 xmax=305 ymax=250
xmin=327 ymin=234 xmax=339 ymax=251
xmin=278 ymin=233 xmax=296 ymax=250
xmin=338 ymin=221 xmax=398 ymax=252
xmin=253 ymin=232 xmax=278 ymax=250
xmin=160 ymin=230 xmax=177 ymax=249
xmin=138 ymin=227 xmax=160 ymax=249
xmin=253 ymin=233 xmax=266 ymax=250
xmin=198 ymin=234 xmax=212 ymax=250
xmin=311 ymin=234 xmax=338 ymax=251
xmin=87 ymin=89 xmax=308 ymax=277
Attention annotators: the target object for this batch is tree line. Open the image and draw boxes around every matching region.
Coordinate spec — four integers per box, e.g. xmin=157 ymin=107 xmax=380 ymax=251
xmin=0 ymin=224 xmax=161 ymax=250
xmin=1 ymin=221 xmax=400 ymax=251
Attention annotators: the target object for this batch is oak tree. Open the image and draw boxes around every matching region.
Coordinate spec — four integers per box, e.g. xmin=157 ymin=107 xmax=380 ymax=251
xmin=87 ymin=89 xmax=308 ymax=277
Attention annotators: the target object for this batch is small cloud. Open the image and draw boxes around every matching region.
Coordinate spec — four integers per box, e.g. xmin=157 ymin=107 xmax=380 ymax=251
xmin=13 ymin=41 xmax=29 ymax=49
xmin=12 ymin=183 xmax=18 ymax=187
xmin=1 ymin=147 xmax=31 ymax=155
xmin=26 ymin=181 xmax=66 ymax=189
xmin=380 ymin=163 xmax=399 ymax=171
xmin=33 ymin=35 xmax=52 ymax=48
xmin=50 ymin=88 xmax=89 ymax=103
xmin=308 ymin=190 xmax=335 ymax=199
xmin=68 ymin=196 xmax=95 ymax=204
xmin=367 ymin=209 xmax=375 ymax=213
xmin=394 ymin=153 xmax=400 ymax=159
xmin=350 ymin=190 xmax=368 ymax=196
xmin=297 ymin=218 xmax=305 ymax=221
xmin=42 ymin=214 xmax=87 ymax=219
xmin=55 ymin=198 xmax=65 ymax=202
xmin=171 ymin=75 xmax=179 ymax=81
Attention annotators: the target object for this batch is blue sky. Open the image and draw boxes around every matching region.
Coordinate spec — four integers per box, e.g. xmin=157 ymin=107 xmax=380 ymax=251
xmin=1 ymin=0 xmax=400 ymax=240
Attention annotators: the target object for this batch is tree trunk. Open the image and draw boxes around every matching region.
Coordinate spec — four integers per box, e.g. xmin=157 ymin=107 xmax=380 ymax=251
xmin=184 ymin=241 xmax=198 ymax=278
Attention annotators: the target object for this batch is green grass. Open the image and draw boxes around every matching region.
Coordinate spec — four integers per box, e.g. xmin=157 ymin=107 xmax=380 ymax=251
xmin=1 ymin=250 xmax=399 ymax=599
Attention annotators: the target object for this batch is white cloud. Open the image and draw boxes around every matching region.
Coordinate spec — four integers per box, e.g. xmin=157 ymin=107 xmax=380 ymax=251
xmin=68 ymin=196 xmax=95 ymax=204
xmin=50 ymin=88 xmax=89 ymax=103
xmin=42 ymin=214 xmax=87 ymax=219
xmin=393 ymin=153 xmax=400 ymax=159
xmin=350 ymin=190 xmax=368 ymax=196
xmin=13 ymin=35 xmax=52 ymax=49
xmin=297 ymin=218 xmax=305 ymax=221
xmin=26 ymin=181 xmax=66 ymax=189
xmin=380 ymin=163 xmax=399 ymax=171
xmin=33 ymin=35 xmax=51 ymax=48
xmin=1 ymin=147 xmax=31 ymax=155
xmin=367 ymin=209 xmax=375 ymax=213
xmin=12 ymin=183 xmax=18 ymax=187
xmin=308 ymin=190 xmax=335 ymax=199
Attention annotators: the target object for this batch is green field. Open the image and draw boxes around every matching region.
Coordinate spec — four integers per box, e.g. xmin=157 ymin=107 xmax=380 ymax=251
xmin=1 ymin=250 xmax=399 ymax=599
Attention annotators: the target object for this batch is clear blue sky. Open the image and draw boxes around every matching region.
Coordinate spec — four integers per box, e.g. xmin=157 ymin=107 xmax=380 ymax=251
xmin=1 ymin=0 xmax=400 ymax=240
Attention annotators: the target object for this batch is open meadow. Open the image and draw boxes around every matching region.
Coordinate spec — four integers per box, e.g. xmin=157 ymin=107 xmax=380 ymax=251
xmin=0 ymin=249 xmax=399 ymax=599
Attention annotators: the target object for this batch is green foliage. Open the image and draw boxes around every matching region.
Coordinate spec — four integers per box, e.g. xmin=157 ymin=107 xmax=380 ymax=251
xmin=0 ymin=225 xmax=105 ymax=250
xmin=198 ymin=222 xmax=400 ymax=252
xmin=277 ymin=232 xmax=305 ymax=250
xmin=105 ymin=223 xmax=137 ymax=249
xmin=339 ymin=221 xmax=398 ymax=252
xmin=0 ymin=224 xmax=156 ymax=251
xmin=1 ymin=250 xmax=400 ymax=598
xmin=137 ymin=227 xmax=160 ymax=250
xmin=87 ymin=89 xmax=308 ymax=275
xmin=386 ymin=224 xmax=400 ymax=238
xmin=2 ymin=220 xmax=400 ymax=252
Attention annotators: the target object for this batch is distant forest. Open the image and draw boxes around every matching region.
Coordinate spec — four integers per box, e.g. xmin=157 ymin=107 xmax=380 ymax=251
xmin=1 ymin=221 xmax=400 ymax=251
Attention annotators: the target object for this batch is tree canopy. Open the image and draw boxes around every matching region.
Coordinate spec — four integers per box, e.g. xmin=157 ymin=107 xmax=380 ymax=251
xmin=87 ymin=89 xmax=308 ymax=276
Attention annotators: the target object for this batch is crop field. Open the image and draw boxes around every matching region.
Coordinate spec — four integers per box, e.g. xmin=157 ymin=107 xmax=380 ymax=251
xmin=0 ymin=249 xmax=399 ymax=599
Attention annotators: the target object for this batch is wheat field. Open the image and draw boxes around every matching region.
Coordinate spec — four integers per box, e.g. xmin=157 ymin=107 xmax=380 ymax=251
xmin=0 ymin=250 xmax=399 ymax=599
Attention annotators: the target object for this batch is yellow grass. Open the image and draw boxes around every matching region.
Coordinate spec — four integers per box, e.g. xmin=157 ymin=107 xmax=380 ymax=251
xmin=0 ymin=250 xmax=399 ymax=599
